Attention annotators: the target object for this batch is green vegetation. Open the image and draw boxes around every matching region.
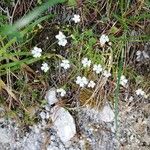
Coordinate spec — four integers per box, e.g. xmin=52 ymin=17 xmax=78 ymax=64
xmin=0 ymin=0 xmax=149 ymax=132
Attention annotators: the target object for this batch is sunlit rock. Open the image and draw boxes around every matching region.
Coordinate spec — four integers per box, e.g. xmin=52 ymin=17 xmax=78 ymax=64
xmin=51 ymin=106 xmax=76 ymax=143
xmin=99 ymin=103 xmax=115 ymax=122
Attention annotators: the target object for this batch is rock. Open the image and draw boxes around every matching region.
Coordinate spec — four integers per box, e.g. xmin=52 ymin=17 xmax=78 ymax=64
xmin=47 ymin=145 xmax=60 ymax=150
xmin=99 ymin=103 xmax=115 ymax=122
xmin=45 ymin=88 xmax=58 ymax=105
xmin=51 ymin=106 xmax=76 ymax=143
xmin=0 ymin=128 xmax=12 ymax=144
xmin=39 ymin=111 xmax=46 ymax=120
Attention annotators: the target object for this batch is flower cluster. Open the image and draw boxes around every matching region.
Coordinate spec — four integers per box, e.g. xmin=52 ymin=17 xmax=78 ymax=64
xmin=75 ymin=76 xmax=96 ymax=88
xmin=92 ymin=64 xmax=111 ymax=78
xmin=31 ymin=13 xmax=148 ymax=100
xmin=55 ymin=14 xmax=81 ymax=47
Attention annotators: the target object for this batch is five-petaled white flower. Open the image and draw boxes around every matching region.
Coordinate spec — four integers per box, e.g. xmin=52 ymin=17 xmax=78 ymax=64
xmin=56 ymin=88 xmax=66 ymax=97
xmin=72 ymin=14 xmax=80 ymax=23
xmin=55 ymin=31 xmax=66 ymax=41
xmin=120 ymin=75 xmax=128 ymax=87
xmin=41 ymin=62 xmax=49 ymax=72
xmin=88 ymin=80 xmax=96 ymax=88
xmin=82 ymin=58 xmax=91 ymax=68
xmin=135 ymin=88 xmax=145 ymax=96
xmin=60 ymin=59 xmax=70 ymax=70
xmin=93 ymin=64 xmax=103 ymax=74
xmin=31 ymin=46 xmax=42 ymax=58
xmin=55 ymin=31 xmax=67 ymax=46
xmin=76 ymin=76 xmax=88 ymax=87
xmin=58 ymin=38 xmax=67 ymax=46
xmin=99 ymin=34 xmax=109 ymax=47
xmin=103 ymin=70 xmax=111 ymax=78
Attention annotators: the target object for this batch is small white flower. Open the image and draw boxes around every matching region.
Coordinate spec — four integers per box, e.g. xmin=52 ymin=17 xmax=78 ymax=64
xmin=55 ymin=31 xmax=66 ymax=41
xmin=129 ymin=96 xmax=134 ymax=101
xmin=60 ymin=59 xmax=70 ymax=70
xmin=76 ymin=76 xmax=82 ymax=85
xmin=88 ymin=80 xmax=96 ymax=88
xmin=56 ymin=88 xmax=66 ymax=97
xmin=135 ymin=88 xmax=145 ymax=96
xmin=81 ymin=58 xmax=91 ymax=68
xmin=103 ymin=70 xmax=111 ymax=78
xmin=82 ymin=76 xmax=88 ymax=85
xmin=72 ymin=14 xmax=80 ymax=23
xmin=99 ymin=34 xmax=109 ymax=46
xmin=93 ymin=64 xmax=103 ymax=74
xmin=31 ymin=46 xmax=42 ymax=58
xmin=58 ymin=38 xmax=67 ymax=46
xmin=41 ymin=62 xmax=49 ymax=72
xmin=120 ymin=75 xmax=128 ymax=87
xmin=55 ymin=31 xmax=67 ymax=46
xmin=76 ymin=76 xmax=88 ymax=87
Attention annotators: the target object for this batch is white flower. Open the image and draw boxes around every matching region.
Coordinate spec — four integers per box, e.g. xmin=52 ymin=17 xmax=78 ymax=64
xmin=81 ymin=58 xmax=91 ymax=68
xmin=88 ymin=80 xmax=96 ymax=88
xmin=129 ymin=96 xmax=134 ymax=101
xmin=120 ymin=75 xmax=128 ymax=87
xmin=31 ymin=46 xmax=42 ymax=58
xmin=103 ymin=70 xmax=111 ymax=78
xmin=99 ymin=34 xmax=109 ymax=46
xmin=58 ymin=38 xmax=67 ymax=46
xmin=72 ymin=14 xmax=80 ymax=23
xmin=76 ymin=76 xmax=88 ymax=87
xmin=60 ymin=59 xmax=70 ymax=70
xmin=41 ymin=62 xmax=49 ymax=72
xmin=57 ymin=88 xmax=66 ymax=97
xmin=55 ymin=31 xmax=66 ymax=41
xmin=55 ymin=31 xmax=67 ymax=46
xmin=135 ymin=88 xmax=145 ymax=96
xmin=93 ymin=64 xmax=103 ymax=74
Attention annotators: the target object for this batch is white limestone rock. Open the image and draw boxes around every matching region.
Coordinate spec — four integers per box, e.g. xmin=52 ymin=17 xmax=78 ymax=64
xmin=99 ymin=103 xmax=115 ymax=122
xmin=0 ymin=128 xmax=12 ymax=144
xmin=51 ymin=106 xmax=76 ymax=143
xmin=45 ymin=88 xmax=58 ymax=105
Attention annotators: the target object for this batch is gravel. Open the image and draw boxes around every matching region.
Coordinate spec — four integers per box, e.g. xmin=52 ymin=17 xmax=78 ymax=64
xmin=0 ymin=102 xmax=117 ymax=150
